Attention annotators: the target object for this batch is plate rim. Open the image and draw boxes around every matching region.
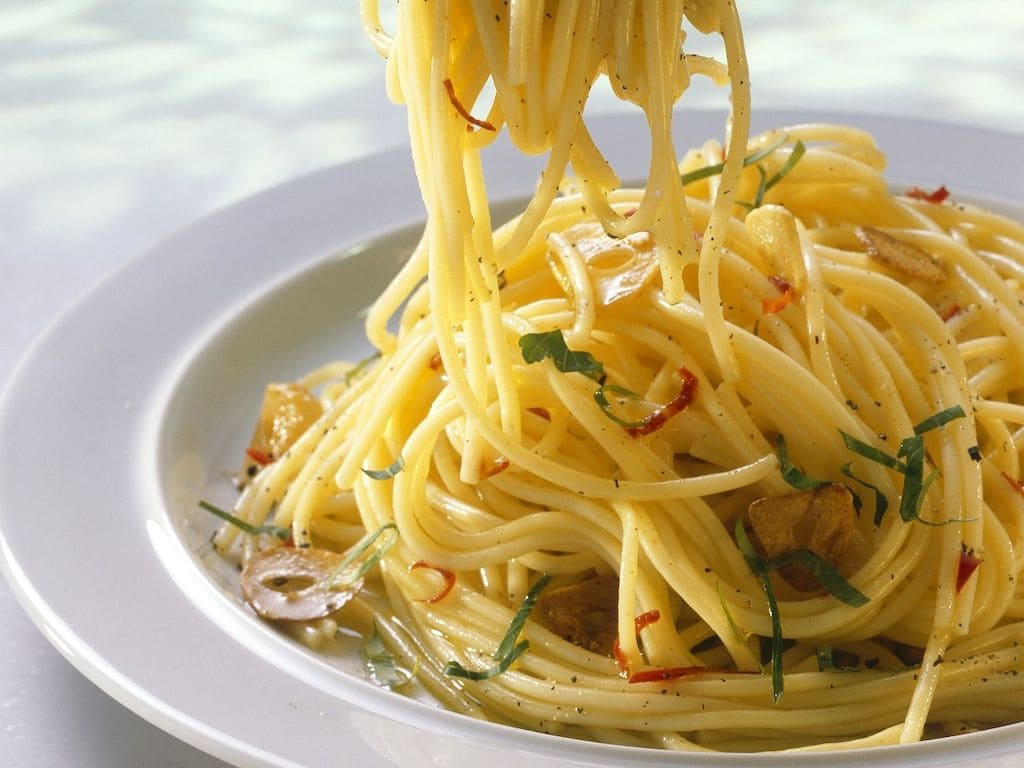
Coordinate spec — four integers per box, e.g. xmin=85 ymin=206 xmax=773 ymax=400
xmin=3 ymin=109 xmax=1024 ymax=768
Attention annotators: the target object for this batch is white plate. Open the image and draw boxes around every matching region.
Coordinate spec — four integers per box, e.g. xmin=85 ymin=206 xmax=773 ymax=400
xmin=2 ymin=112 xmax=1023 ymax=768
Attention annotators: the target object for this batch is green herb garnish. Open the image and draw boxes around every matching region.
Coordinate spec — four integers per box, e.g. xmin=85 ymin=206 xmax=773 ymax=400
xmin=913 ymin=405 xmax=966 ymax=435
xmin=762 ymin=550 xmax=869 ymax=607
xmin=680 ymin=134 xmax=789 ymax=186
xmin=893 ymin=405 xmax=965 ymax=522
xmin=895 ymin=434 xmax=933 ymax=523
xmin=754 ymin=141 xmax=806 ymax=207
xmin=445 ymin=572 xmax=552 ymax=681
xmin=444 ymin=644 xmax=528 ymax=682
xmin=362 ymin=456 xmax=405 ymax=480
xmin=344 ymin=350 xmax=383 ymax=385
xmin=841 ymin=462 xmax=889 ymax=525
xmin=593 ymin=383 xmax=648 ymax=429
xmin=839 ymin=431 xmax=907 ymax=472
xmin=362 ymin=630 xmax=413 ymax=689
xmin=519 ymin=330 xmax=604 ymax=381
xmin=198 ymin=500 xmax=290 ymax=540
xmin=328 ymin=523 xmax=399 ymax=588
xmin=716 ymin=580 xmax=750 ymax=647
xmin=775 ymin=434 xmax=829 ymax=490
xmin=734 ymin=517 xmax=869 ymax=702
xmin=734 ymin=519 xmax=785 ymax=702
xmin=816 ymin=646 xmax=860 ymax=672
xmin=839 ymin=405 xmax=966 ymax=524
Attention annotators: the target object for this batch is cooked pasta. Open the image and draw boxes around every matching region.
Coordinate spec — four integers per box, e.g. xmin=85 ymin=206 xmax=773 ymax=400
xmin=207 ymin=0 xmax=1024 ymax=752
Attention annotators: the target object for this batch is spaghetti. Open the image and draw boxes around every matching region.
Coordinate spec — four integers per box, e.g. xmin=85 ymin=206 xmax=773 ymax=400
xmin=208 ymin=0 xmax=1024 ymax=752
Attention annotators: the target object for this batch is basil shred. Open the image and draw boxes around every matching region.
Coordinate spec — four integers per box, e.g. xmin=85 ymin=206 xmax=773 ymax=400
xmin=518 ymin=330 xmax=604 ymax=381
xmin=344 ymin=350 xmax=382 ymax=385
xmin=840 ymin=462 xmax=889 ymax=525
xmin=839 ymin=405 xmax=966 ymax=524
xmin=362 ymin=455 xmax=405 ymax=480
xmin=734 ymin=519 xmax=787 ymax=701
xmin=679 ymin=133 xmax=789 ymax=187
xmin=198 ymin=499 xmax=290 ymax=540
xmin=678 ymin=135 xmax=806 ymax=210
xmin=734 ymin=518 xmax=868 ymax=702
xmin=362 ymin=630 xmax=413 ymax=689
xmin=593 ymin=383 xmax=650 ymax=429
xmin=746 ymin=406 xmax=965 ymax=699
xmin=445 ymin=573 xmax=552 ymax=681
xmin=328 ymin=523 xmax=399 ymax=589
xmin=774 ymin=434 xmax=828 ymax=490
xmin=816 ymin=647 xmax=860 ymax=672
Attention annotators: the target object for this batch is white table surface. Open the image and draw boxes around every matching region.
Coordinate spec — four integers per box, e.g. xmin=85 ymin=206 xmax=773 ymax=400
xmin=1 ymin=2 xmax=1022 ymax=766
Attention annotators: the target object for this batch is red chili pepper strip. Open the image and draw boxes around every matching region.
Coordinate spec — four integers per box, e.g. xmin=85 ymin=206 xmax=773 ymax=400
xmin=612 ymin=638 xmax=630 ymax=673
xmin=245 ymin=447 xmax=272 ymax=466
xmin=612 ymin=610 xmax=664 ymax=676
xmin=527 ymin=407 xmax=551 ymax=421
xmin=481 ymin=457 xmax=510 ymax=479
xmin=1003 ymin=472 xmax=1024 ymax=497
xmin=634 ymin=609 xmax=661 ymax=632
xmin=625 ymin=367 xmax=698 ymax=438
xmin=410 ymin=560 xmax=457 ymax=604
xmin=443 ymin=78 xmax=496 ymax=132
xmin=955 ymin=546 xmax=983 ymax=593
xmin=628 ymin=666 xmax=713 ymax=684
xmin=762 ymin=275 xmax=794 ymax=315
xmin=941 ymin=304 xmax=961 ymax=322
xmin=906 ymin=185 xmax=950 ymax=203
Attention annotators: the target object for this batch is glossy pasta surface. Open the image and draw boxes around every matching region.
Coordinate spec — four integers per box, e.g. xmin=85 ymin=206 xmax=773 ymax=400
xmin=213 ymin=1 xmax=1024 ymax=752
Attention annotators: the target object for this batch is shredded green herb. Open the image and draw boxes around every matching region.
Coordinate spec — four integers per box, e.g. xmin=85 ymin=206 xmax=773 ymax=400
xmin=840 ymin=405 xmax=966 ymax=525
xmin=361 ymin=630 xmax=413 ymax=689
xmin=445 ymin=572 xmax=552 ymax=681
xmin=734 ymin=519 xmax=785 ymax=701
xmin=896 ymin=434 xmax=932 ymax=523
xmin=816 ymin=647 xmax=836 ymax=671
xmin=914 ymin=405 xmax=966 ymax=435
xmin=750 ymin=141 xmax=806 ymax=208
xmin=840 ymin=462 xmax=889 ymax=525
xmin=519 ymin=330 xmax=604 ymax=382
xmin=816 ymin=647 xmax=860 ymax=672
xmin=734 ymin=516 xmax=870 ymax=701
xmin=362 ymin=456 xmax=405 ymax=480
xmin=839 ymin=431 xmax=906 ymax=473
xmin=775 ymin=434 xmax=828 ymax=490
xmin=344 ymin=350 xmax=383 ymax=385
xmin=716 ymin=580 xmax=750 ymax=646
xmin=198 ymin=500 xmax=290 ymax=540
xmin=680 ymin=134 xmax=789 ymax=186
xmin=762 ymin=550 xmax=869 ymax=607
xmin=328 ymin=523 xmax=399 ymax=589
xmin=593 ymin=383 xmax=648 ymax=429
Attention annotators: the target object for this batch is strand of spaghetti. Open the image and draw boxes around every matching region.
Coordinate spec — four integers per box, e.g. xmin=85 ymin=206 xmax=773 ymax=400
xmin=364 ymin=238 xmax=429 ymax=353
xmin=541 ymin=0 xmax=582 ymax=121
xmin=217 ymin=360 xmax=379 ymax=550
xmin=463 ymin=144 xmax=523 ymax=442
xmin=696 ymin=0 xmax=751 ymax=382
xmin=334 ymin=329 xmax=438 ymax=488
xmin=613 ymin=501 xmax=644 ymax=667
xmin=216 ymin=2 xmax=1024 ymax=750
xmin=358 ymin=0 xmax=391 ymax=57
xmin=496 ymin=3 xmax=601 ymax=263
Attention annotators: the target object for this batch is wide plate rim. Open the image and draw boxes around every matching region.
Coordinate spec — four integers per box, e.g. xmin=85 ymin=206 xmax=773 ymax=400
xmin=2 ymin=110 xmax=1023 ymax=768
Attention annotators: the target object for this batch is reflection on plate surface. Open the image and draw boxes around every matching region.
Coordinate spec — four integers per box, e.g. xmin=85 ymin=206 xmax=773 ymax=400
xmin=2 ymin=112 xmax=1024 ymax=768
